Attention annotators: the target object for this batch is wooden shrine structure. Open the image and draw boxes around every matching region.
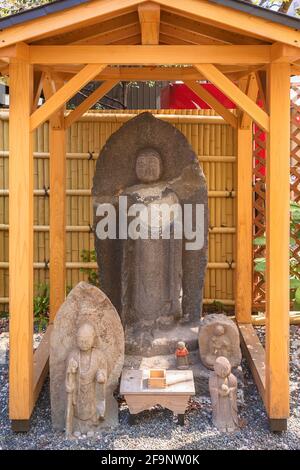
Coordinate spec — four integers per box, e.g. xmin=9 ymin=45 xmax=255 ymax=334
xmin=0 ymin=0 xmax=298 ymax=431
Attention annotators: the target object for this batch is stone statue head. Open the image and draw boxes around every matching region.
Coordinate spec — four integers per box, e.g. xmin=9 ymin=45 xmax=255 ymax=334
xmin=76 ymin=322 xmax=96 ymax=352
xmin=214 ymin=325 xmax=225 ymax=337
xmin=214 ymin=356 xmax=231 ymax=378
xmin=177 ymin=341 xmax=186 ymax=350
xmin=136 ymin=148 xmax=162 ymax=183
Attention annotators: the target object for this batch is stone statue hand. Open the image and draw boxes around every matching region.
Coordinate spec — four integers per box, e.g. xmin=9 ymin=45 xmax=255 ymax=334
xmin=65 ymin=358 xmax=78 ymax=393
xmin=219 ymin=383 xmax=230 ymax=397
xmin=96 ymin=369 xmax=107 ymax=384
xmin=67 ymin=358 xmax=78 ymax=374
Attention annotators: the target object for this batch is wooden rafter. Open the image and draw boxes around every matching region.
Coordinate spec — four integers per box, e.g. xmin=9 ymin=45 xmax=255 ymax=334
xmin=65 ymin=80 xmax=119 ymax=129
xmin=185 ymin=80 xmax=237 ymax=129
xmin=72 ymin=24 xmax=141 ymax=46
xmin=110 ymin=35 xmax=141 ymax=46
xmin=138 ymin=2 xmax=160 ymax=45
xmin=160 ymin=34 xmax=193 ymax=45
xmin=32 ymin=11 xmax=139 ymax=45
xmin=194 ymin=64 xmax=269 ymax=131
xmin=29 ymin=45 xmax=271 ymax=65
xmin=160 ymin=10 xmax=266 ymax=45
xmin=30 ymin=64 xmax=107 ymax=130
xmin=160 ymin=24 xmax=225 ymax=45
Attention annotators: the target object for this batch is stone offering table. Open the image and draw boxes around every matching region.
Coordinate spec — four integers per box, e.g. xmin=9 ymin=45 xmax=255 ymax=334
xmin=120 ymin=369 xmax=195 ymax=425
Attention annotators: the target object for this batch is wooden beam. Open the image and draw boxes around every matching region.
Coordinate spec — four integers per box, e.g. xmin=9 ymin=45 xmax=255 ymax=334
xmin=235 ymin=126 xmax=253 ymax=323
xmin=33 ymin=325 xmax=52 ymax=403
xmin=239 ymin=324 xmax=266 ymax=405
xmin=42 ymin=71 xmax=63 ymax=129
xmin=65 ymin=80 xmax=119 ymax=128
xmin=33 ymin=11 xmax=139 ymax=45
xmin=73 ymin=24 xmax=140 ymax=46
xmin=138 ymin=2 xmax=160 ymax=45
xmin=49 ymin=107 xmax=66 ymax=323
xmin=161 ymin=34 xmax=196 ymax=45
xmin=30 ymin=64 xmax=107 ymax=130
xmin=9 ymin=43 xmax=34 ymax=421
xmin=185 ymin=80 xmax=237 ymax=129
xmin=256 ymin=70 xmax=267 ymax=111
xmin=33 ymin=71 xmax=45 ymax=111
xmin=29 ymin=45 xmax=271 ymax=65
xmin=154 ymin=0 xmax=300 ymax=47
xmin=241 ymin=73 xmax=259 ymax=129
xmin=265 ymin=62 xmax=290 ymax=421
xmin=160 ymin=23 xmax=225 ymax=45
xmin=271 ymin=43 xmax=300 ymax=63
xmin=0 ymin=0 xmax=147 ymax=47
xmin=42 ymin=65 xmax=252 ymax=82
xmin=160 ymin=10 xmax=266 ymax=46
xmin=194 ymin=64 xmax=269 ymax=131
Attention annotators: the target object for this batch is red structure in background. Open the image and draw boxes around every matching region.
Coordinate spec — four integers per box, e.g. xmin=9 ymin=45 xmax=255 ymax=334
xmin=161 ymin=83 xmax=266 ymax=176
xmin=160 ymin=83 xmax=236 ymax=109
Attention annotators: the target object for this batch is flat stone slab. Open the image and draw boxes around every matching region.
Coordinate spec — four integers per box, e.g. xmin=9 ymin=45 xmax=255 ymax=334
xmin=125 ymin=321 xmax=199 ymax=356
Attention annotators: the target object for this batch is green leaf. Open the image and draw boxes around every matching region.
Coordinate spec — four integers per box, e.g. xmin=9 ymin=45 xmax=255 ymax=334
xmin=254 ymin=258 xmax=266 ymax=272
xmin=253 ymin=236 xmax=266 ymax=246
xmin=290 ymin=278 xmax=300 ymax=289
xmin=296 ymin=287 xmax=300 ymax=305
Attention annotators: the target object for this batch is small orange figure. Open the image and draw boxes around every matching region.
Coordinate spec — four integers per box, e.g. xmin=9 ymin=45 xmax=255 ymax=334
xmin=176 ymin=341 xmax=189 ymax=370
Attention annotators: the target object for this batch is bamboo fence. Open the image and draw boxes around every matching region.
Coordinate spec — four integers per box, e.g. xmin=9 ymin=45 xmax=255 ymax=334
xmin=0 ymin=109 xmax=237 ymax=311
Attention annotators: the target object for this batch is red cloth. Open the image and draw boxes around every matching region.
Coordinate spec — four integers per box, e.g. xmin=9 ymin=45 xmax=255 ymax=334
xmin=176 ymin=347 xmax=189 ymax=357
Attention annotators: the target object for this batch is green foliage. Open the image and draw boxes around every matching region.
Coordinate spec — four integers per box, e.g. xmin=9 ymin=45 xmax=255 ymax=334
xmin=33 ymin=283 xmax=49 ymax=331
xmin=0 ymin=1 xmax=54 ymax=17
xmin=253 ymin=200 xmax=300 ymax=310
xmin=80 ymin=249 xmax=100 ymax=287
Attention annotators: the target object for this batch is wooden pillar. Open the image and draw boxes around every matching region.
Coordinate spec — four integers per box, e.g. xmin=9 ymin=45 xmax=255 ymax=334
xmin=49 ymin=111 xmax=66 ymax=322
xmin=236 ymin=125 xmax=253 ymax=323
xmin=9 ymin=44 xmax=34 ymax=427
xmin=266 ymin=62 xmax=290 ymax=430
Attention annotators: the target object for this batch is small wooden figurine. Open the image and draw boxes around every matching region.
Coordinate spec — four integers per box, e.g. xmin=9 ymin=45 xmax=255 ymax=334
xmin=176 ymin=341 xmax=189 ymax=370
xmin=209 ymin=356 xmax=239 ymax=433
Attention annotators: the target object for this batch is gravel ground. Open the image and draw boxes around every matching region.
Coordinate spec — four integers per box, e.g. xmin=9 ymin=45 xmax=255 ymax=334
xmin=0 ymin=325 xmax=299 ymax=450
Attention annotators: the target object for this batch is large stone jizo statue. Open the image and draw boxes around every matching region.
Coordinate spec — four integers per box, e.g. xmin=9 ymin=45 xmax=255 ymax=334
xmin=92 ymin=113 xmax=208 ymax=354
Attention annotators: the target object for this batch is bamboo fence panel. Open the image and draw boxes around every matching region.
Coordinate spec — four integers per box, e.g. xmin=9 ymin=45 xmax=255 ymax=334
xmin=0 ymin=109 xmax=237 ymax=311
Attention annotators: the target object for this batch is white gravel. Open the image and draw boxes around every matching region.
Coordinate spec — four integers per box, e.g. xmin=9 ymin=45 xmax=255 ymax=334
xmin=0 ymin=326 xmax=299 ymax=450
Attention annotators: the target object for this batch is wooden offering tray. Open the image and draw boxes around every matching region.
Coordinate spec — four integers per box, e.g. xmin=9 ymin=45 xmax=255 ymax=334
xmin=120 ymin=369 xmax=195 ymax=426
xmin=147 ymin=369 xmax=166 ymax=389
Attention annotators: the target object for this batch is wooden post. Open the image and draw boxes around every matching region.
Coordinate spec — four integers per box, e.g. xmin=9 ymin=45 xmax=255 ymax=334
xmin=236 ymin=125 xmax=253 ymax=323
xmin=9 ymin=44 xmax=34 ymax=428
xmin=266 ymin=62 xmax=290 ymax=430
xmin=49 ymin=111 xmax=66 ymax=322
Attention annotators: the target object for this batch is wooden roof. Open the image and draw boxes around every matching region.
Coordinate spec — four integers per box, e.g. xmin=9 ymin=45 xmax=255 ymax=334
xmin=1 ymin=0 xmax=300 ymax=79
xmin=0 ymin=0 xmax=300 ymax=48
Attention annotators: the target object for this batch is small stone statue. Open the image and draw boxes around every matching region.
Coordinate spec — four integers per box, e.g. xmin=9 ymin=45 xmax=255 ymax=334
xmin=65 ymin=323 xmax=107 ymax=437
xmin=206 ymin=325 xmax=231 ymax=366
xmin=176 ymin=341 xmax=189 ymax=370
xmin=209 ymin=356 xmax=239 ymax=433
xmin=50 ymin=282 xmax=125 ymax=435
xmin=199 ymin=314 xmax=242 ymax=370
